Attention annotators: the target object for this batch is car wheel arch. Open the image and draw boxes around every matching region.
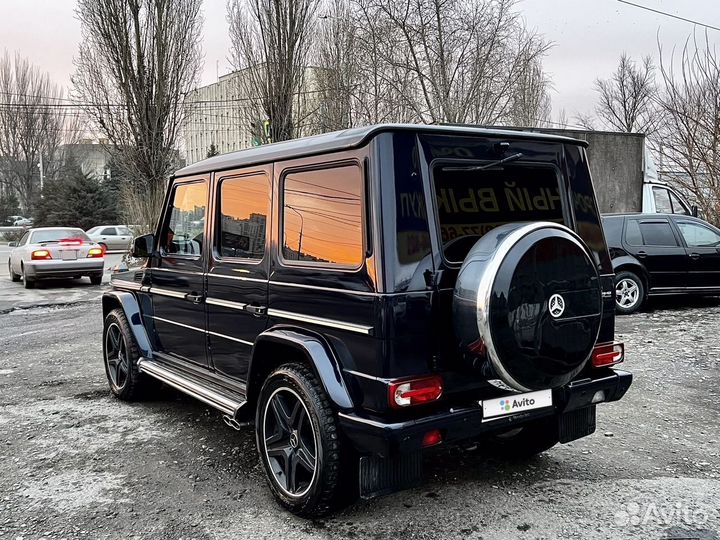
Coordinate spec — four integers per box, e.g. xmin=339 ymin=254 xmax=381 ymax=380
xmin=247 ymin=327 xmax=354 ymax=413
xmin=102 ymin=291 xmax=153 ymax=358
xmin=612 ymin=260 xmax=649 ymax=298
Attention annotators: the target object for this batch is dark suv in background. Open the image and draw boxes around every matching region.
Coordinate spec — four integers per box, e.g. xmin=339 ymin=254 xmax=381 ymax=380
xmin=102 ymin=124 xmax=632 ymax=517
xmin=603 ymin=213 xmax=720 ymax=314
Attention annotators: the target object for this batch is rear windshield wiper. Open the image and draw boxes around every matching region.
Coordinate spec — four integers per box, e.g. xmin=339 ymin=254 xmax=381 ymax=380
xmin=442 ymin=152 xmax=524 ymax=172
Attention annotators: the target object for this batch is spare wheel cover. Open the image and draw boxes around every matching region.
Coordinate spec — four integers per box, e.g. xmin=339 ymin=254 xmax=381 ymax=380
xmin=453 ymin=222 xmax=602 ymax=391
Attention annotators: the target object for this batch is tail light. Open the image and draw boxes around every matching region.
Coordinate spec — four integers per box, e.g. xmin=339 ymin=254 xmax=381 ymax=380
xmin=389 ymin=376 xmax=443 ymax=408
xmin=59 ymin=238 xmax=84 ymax=246
xmin=31 ymin=249 xmax=52 ymax=260
xmin=87 ymin=247 xmax=104 ymax=258
xmin=592 ymin=342 xmax=624 ymax=368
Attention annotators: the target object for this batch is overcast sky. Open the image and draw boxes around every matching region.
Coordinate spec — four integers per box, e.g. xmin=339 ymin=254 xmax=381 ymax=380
xmin=1 ymin=0 xmax=719 ymax=125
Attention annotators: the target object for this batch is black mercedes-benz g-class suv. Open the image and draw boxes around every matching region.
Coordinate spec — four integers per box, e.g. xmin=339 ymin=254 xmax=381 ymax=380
xmin=102 ymin=124 xmax=632 ymax=516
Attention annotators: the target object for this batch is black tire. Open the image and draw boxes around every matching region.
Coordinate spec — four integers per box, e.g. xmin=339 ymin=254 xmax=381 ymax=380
xmin=614 ymin=270 xmax=644 ymax=315
xmin=256 ymin=363 xmax=346 ymax=517
xmin=480 ymin=415 xmax=559 ymax=459
xmin=22 ymin=266 xmax=35 ymax=289
xmin=103 ymin=308 xmax=154 ymax=400
xmin=9 ymin=262 xmax=20 ymax=282
xmin=90 ymin=274 xmax=103 ymax=285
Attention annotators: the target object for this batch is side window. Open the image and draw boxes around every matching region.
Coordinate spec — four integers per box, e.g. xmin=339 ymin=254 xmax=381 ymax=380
xmin=282 ymin=164 xmax=363 ymax=266
xmin=668 ymin=191 xmax=690 ymax=215
xmin=19 ymin=232 xmax=30 ymax=246
xmin=677 ymin=221 xmax=720 ymax=247
xmin=218 ymin=174 xmax=269 ymax=260
xmin=625 ymin=219 xmax=643 ymax=245
xmin=161 ymin=181 xmax=208 ymax=256
xmin=100 ymin=227 xmax=117 ymax=235
xmin=640 ymin=221 xmax=678 ymax=246
xmin=117 ymin=226 xmax=132 ymax=235
xmin=653 ymin=187 xmax=672 ymax=213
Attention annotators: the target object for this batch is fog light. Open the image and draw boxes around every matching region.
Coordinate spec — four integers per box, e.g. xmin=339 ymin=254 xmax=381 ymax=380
xmin=591 ymin=390 xmax=606 ymax=404
xmin=422 ymin=429 xmax=442 ymax=447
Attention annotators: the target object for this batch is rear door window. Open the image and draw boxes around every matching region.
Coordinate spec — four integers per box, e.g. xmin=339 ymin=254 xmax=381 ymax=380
xmin=432 ymin=163 xmax=563 ymax=263
xmin=627 ymin=219 xmax=678 ymax=246
xmin=217 ymin=174 xmax=269 ymax=260
xmin=100 ymin=227 xmax=117 ymax=235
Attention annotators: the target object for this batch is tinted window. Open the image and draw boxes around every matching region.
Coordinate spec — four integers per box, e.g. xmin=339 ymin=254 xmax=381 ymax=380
xmin=282 ymin=165 xmax=363 ymax=266
xmin=653 ymin=187 xmax=672 ymax=213
xmin=677 ymin=221 xmax=720 ymax=247
xmin=638 ymin=221 xmax=677 ymax=246
xmin=433 ymin=164 xmax=563 ymax=263
xmin=30 ymin=229 xmax=90 ymax=243
xmin=100 ymin=227 xmax=117 ymax=235
xmin=161 ymin=182 xmax=207 ymax=256
xmin=625 ymin=219 xmax=643 ymax=245
xmin=602 ymin=217 xmax=624 ymax=245
xmin=218 ymin=174 xmax=269 ymax=259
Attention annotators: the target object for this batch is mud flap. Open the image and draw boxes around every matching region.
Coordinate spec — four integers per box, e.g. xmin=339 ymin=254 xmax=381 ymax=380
xmin=359 ymin=451 xmax=423 ymax=499
xmin=559 ymin=405 xmax=596 ymax=443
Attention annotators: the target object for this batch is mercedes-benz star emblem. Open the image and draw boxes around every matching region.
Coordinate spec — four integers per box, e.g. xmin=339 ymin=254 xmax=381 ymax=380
xmin=548 ymin=294 xmax=565 ymax=318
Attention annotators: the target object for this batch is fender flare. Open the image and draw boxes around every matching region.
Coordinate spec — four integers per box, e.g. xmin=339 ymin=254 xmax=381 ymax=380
xmin=611 ymin=256 xmax=647 ymax=280
xmin=102 ymin=291 xmax=152 ymax=358
xmin=249 ymin=327 xmax=354 ymax=410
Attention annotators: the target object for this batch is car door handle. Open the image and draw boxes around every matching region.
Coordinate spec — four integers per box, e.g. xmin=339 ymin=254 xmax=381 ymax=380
xmin=637 ymin=251 xmax=647 ymax=258
xmin=689 ymin=252 xmax=700 ymax=260
xmin=243 ymin=304 xmax=267 ymax=316
xmin=185 ymin=292 xmax=204 ymax=304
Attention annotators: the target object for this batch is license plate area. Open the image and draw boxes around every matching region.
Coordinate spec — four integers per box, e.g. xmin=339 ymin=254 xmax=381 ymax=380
xmin=61 ymin=251 xmax=77 ymax=261
xmin=481 ymin=389 xmax=553 ymax=420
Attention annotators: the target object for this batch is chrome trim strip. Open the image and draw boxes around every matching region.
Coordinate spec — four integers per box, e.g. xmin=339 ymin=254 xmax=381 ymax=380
xmin=208 ymin=273 xmax=267 ymax=283
xmin=207 ymin=330 xmax=253 ymax=346
xmin=149 ymin=287 xmax=187 ymax=299
xmin=112 ymin=281 xmax=142 ymax=291
xmin=343 ymin=369 xmax=390 ymax=382
xmin=267 ymin=308 xmax=374 ymax=335
xmin=269 ymin=280 xmax=378 ymax=297
xmin=137 ymin=358 xmax=243 ymax=416
xmin=206 ymin=297 xmax=248 ymax=311
xmin=652 ymin=286 xmax=720 ymax=291
xmin=148 ymin=315 xmax=205 ymax=333
xmin=153 ymin=267 xmax=204 ymax=276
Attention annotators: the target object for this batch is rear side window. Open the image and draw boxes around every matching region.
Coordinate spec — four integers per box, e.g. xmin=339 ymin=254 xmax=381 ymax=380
xmin=218 ymin=174 xmax=269 ymax=260
xmin=627 ymin=219 xmax=677 ymax=246
xmin=432 ymin=163 xmax=563 ymax=263
xmin=161 ymin=181 xmax=208 ymax=256
xmin=281 ymin=165 xmax=364 ymax=267
xmin=100 ymin=227 xmax=117 ymax=235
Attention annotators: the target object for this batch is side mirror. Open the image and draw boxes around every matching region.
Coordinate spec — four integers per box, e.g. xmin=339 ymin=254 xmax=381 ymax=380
xmin=8 ymin=242 xmax=17 ymax=247
xmin=691 ymin=205 xmax=699 ymax=217
xmin=131 ymin=234 xmax=155 ymax=258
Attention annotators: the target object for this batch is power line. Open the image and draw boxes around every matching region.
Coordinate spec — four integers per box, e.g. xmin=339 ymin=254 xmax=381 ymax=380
xmin=616 ymin=0 xmax=720 ymax=32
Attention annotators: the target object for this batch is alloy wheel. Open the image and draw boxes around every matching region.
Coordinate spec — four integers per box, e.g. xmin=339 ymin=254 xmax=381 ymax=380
xmin=616 ymin=278 xmax=640 ymax=309
xmin=262 ymin=388 xmax=318 ymax=497
xmin=105 ymin=322 xmax=129 ymax=389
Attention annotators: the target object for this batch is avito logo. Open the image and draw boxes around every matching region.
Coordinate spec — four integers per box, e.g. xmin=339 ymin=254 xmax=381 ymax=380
xmin=499 ymin=397 xmax=536 ymax=411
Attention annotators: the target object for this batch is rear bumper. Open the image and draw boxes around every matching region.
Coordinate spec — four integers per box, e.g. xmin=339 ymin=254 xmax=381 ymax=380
xmin=339 ymin=369 xmax=632 ymax=457
xmin=24 ymin=259 xmax=105 ymax=278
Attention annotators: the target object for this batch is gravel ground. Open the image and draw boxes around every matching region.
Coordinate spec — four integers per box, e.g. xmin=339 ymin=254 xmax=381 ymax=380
xmin=0 ymin=296 xmax=719 ymax=540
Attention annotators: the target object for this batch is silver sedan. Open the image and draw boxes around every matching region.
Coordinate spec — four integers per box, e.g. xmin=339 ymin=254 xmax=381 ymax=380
xmin=86 ymin=225 xmax=134 ymax=252
xmin=7 ymin=227 xmax=105 ymax=288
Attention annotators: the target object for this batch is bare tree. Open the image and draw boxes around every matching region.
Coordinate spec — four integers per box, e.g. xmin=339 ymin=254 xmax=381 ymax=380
xmin=358 ymin=0 xmax=550 ymax=126
xmin=0 ymin=52 xmax=72 ymax=212
xmin=657 ymin=33 xmax=720 ymax=225
xmin=228 ymin=0 xmax=319 ymax=143
xmin=595 ymin=54 xmax=657 ymax=134
xmin=314 ymin=0 xmax=358 ymax=132
xmin=507 ymin=39 xmax=553 ymax=127
xmin=73 ymin=0 xmax=203 ymax=230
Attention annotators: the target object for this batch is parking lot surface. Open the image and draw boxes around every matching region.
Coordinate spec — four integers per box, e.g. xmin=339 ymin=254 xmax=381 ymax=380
xmin=0 ymin=283 xmax=718 ymax=539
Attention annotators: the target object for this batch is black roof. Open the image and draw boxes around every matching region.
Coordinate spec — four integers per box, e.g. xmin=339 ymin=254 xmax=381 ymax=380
xmin=176 ymin=123 xmax=588 ymax=177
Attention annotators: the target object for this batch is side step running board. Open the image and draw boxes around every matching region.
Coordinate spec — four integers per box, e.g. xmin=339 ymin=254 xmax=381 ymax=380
xmin=137 ymin=358 xmax=246 ymax=418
